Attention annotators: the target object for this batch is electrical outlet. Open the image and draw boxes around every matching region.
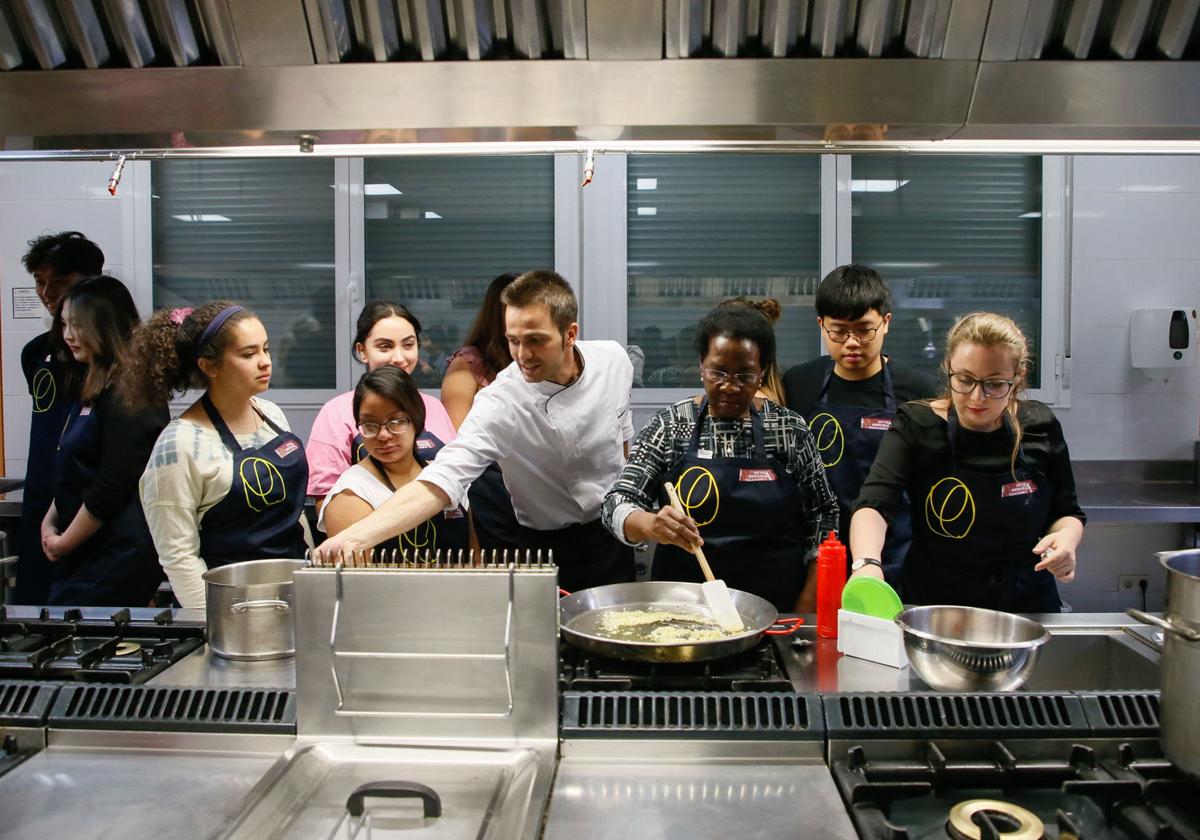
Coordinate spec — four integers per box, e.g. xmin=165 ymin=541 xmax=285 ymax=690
xmin=1119 ymin=575 xmax=1149 ymax=591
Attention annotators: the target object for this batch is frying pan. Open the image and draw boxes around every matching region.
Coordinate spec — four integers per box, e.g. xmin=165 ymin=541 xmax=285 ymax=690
xmin=559 ymin=580 xmax=801 ymax=663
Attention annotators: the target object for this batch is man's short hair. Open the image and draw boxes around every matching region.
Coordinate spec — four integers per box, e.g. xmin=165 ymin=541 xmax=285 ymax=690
xmin=22 ymin=231 xmax=104 ymax=277
xmin=500 ymin=270 xmax=578 ymax=333
xmin=814 ymin=264 xmax=893 ymax=320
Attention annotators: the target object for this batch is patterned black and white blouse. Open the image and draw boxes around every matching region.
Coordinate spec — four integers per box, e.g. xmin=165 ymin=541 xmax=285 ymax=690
xmin=601 ymin=397 xmax=839 ymax=553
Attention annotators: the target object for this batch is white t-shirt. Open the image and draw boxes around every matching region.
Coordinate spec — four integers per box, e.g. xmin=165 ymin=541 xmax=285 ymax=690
xmin=316 ymin=463 xmax=393 ymax=533
xmin=139 ymin=398 xmax=309 ymax=609
xmin=418 ymin=339 xmax=635 ymax=530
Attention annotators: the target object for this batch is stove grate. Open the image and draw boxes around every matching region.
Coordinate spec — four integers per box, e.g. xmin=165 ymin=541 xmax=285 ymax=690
xmin=1077 ymin=691 xmax=1160 ymax=735
xmin=48 ymin=685 xmax=296 ymax=734
xmin=0 ymin=680 xmax=59 ymax=726
xmin=561 ymin=690 xmax=821 ymax=739
xmin=825 ymin=692 xmax=1090 ymax=739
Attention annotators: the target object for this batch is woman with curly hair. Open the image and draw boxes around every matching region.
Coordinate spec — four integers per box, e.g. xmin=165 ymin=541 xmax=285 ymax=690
xmin=41 ymin=276 xmax=168 ymax=606
xmin=124 ymin=302 xmax=309 ymax=609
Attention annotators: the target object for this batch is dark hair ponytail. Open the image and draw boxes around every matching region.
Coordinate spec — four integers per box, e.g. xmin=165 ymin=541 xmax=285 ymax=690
xmin=118 ymin=300 xmax=255 ymax=409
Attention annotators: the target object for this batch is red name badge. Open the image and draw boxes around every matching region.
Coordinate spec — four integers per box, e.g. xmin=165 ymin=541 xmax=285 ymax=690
xmin=860 ymin=416 xmax=892 ymax=431
xmin=79 ymin=406 xmax=92 ymax=417
xmin=739 ymin=468 xmax=777 ymax=482
xmin=444 ymin=508 xmax=465 ymax=520
xmin=416 ymin=439 xmax=436 ymax=450
xmin=274 ymin=440 xmax=299 ymax=458
xmin=1001 ymin=480 xmax=1037 ymax=498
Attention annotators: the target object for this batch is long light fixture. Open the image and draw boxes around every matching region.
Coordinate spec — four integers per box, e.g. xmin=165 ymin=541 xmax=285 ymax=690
xmin=171 ymin=214 xmax=232 ymax=222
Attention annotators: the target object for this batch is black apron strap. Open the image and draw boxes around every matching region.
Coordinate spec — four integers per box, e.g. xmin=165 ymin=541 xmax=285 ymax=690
xmin=201 ymin=394 xmax=286 ymax=454
xmin=690 ymin=398 xmax=768 ymax=460
xmin=819 ymin=356 xmax=897 ymax=413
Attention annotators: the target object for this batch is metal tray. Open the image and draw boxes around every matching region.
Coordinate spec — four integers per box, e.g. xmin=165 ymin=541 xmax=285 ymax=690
xmin=219 ymin=741 xmax=544 ymax=840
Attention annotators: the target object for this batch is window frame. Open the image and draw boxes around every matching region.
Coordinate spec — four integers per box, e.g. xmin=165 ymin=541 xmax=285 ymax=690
xmin=130 ymin=151 xmax=1069 ymax=425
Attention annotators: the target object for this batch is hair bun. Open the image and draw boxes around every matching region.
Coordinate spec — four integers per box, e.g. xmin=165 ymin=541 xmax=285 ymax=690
xmin=754 ymin=298 xmax=782 ymax=324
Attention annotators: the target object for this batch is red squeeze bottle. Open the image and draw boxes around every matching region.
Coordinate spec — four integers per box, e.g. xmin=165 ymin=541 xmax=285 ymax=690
xmin=816 ymin=531 xmax=847 ymax=639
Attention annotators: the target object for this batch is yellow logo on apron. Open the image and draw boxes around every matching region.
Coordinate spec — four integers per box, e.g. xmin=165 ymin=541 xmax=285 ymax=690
xmin=677 ymin=466 xmax=720 ymax=527
xmin=810 ymin=412 xmax=845 ymax=469
xmin=32 ymin=368 xmax=56 ymax=413
xmin=924 ymin=477 xmax=976 ymax=539
xmin=240 ymin=457 xmax=288 ymax=512
xmin=401 ymin=518 xmax=437 ymax=552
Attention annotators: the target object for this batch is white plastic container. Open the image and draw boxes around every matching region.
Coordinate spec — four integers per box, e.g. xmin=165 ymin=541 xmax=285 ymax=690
xmin=837 ymin=609 xmax=908 ymax=669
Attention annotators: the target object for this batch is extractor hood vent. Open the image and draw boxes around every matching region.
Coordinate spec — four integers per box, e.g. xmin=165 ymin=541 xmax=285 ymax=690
xmin=0 ymin=0 xmax=1198 ymax=150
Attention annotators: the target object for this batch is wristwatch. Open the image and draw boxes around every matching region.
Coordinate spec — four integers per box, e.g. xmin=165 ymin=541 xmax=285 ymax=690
xmin=851 ymin=557 xmax=883 ymax=572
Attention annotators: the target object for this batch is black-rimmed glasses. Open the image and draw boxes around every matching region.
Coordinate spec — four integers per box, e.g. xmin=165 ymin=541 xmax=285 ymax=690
xmin=948 ymin=373 xmax=1016 ymax=400
xmin=700 ymin=367 xmax=763 ymax=388
xmin=821 ymin=323 xmax=882 ymax=344
xmin=358 ymin=417 xmax=413 ymax=438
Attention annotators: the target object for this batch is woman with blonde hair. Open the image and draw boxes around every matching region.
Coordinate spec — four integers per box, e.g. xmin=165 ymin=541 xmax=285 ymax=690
xmin=848 ymin=312 xmax=1084 ymax=612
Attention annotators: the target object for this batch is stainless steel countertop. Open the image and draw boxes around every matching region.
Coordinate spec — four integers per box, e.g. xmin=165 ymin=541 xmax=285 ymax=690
xmin=1077 ymin=481 xmax=1200 ymax=523
xmin=779 ymin=611 xmax=1162 ymax=694
xmin=148 ymin=644 xmax=297 ymax=690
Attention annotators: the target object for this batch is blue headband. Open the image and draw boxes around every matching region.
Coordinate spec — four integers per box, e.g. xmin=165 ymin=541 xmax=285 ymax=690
xmin=196 ymin=305 xmax=246 ymax=354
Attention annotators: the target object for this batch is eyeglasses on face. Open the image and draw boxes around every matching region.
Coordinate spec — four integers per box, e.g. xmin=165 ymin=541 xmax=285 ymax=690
xmin=358 ymin=417 xmax=413 ymax=438
xmin=948 ymin=372 xmax=1016 ymax=400
xmin=700 ymin=367 xmax=763 ymax=388
xmin=821 ymin=322 xmax=881 ymax=344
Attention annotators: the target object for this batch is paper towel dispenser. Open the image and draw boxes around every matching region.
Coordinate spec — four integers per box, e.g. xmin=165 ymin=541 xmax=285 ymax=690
xmin=1130 ymin=308 xmax=1197 ymax=370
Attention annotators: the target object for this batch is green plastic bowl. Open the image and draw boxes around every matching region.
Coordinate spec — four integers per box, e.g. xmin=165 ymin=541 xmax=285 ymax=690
xmin=841 ymin=576 xmax=904 ymax=620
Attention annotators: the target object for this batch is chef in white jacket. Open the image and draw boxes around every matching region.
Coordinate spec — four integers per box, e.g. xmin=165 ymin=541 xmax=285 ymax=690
xmin=319 ymin=270 xmax=636 ymax=591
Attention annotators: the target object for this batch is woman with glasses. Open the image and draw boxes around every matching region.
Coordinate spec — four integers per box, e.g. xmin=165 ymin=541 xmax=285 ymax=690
xmin=849 ymin=312 xmax=1085 ymax=613
xmin=319 ymin=367 xmax=468 ymax=554
xmin=306 ymin=302 xmax=456 ymax=511
xmin=602 ymin=304 xmax=838 ymax=611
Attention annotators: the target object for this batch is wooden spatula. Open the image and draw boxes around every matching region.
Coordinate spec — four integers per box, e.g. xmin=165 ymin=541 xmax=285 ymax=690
xmin=664 ymin=481 xmax=744 ymax=633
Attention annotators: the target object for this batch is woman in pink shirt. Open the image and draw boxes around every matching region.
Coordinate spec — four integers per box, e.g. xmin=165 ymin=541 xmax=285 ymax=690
xmin=307 ymin=302 xmax=456 ymax=504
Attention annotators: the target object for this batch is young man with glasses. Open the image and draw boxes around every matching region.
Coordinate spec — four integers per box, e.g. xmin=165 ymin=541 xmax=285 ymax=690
xmin=782 ymin=265 xmax=935 ymax=594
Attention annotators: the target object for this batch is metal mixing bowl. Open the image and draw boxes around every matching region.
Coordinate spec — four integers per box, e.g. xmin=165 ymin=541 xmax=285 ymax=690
xmin=896 ymin=605 xmax=1051 ymax=692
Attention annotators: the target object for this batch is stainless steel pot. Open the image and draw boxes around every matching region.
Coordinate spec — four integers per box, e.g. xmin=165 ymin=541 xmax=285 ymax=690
xmin=203 ymin=559 xmax=308 ymax=661
xmin=1128 ymin=549 xmax=1200 ymax=777
xmin=559 ymin=580 xmax=795 ymax=663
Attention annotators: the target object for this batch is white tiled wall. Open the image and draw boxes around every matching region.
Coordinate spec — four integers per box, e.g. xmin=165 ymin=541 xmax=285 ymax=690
xmin=1056 ymin=155 xmax=1200 ymax=612
xmin=1059 ymin=156 xmax=1200 ymax=460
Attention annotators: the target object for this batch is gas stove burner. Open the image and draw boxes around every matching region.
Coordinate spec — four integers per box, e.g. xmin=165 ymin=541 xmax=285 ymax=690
xmin=947 ymin=800 xmax=1044 ymax=840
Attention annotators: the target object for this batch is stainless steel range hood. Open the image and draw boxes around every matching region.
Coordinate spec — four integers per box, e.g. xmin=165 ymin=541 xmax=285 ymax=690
xmin=1 ymin=0 xmax=1198 ymax=155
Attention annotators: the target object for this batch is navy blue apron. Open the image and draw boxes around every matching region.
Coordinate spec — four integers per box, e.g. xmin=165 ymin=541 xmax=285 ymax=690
xmin=47 ymin=397 xmax=163 ymax=606
xmin=653 ymin=399 xmax=806 ymax=612
xmin=15 ymin=345 xmax=70 ymax=604
xmin=467 ymin=463 xmax=522 ymax=552
xmin=198 ymin=395 xmax=308 ymax=567
xmin=364 ymin=455 xmax=469 ymax=555
xmin=805 ymin=360 xmax=911 ymax=587
xmin=903 ymin=406 xmax=1060 ymax=613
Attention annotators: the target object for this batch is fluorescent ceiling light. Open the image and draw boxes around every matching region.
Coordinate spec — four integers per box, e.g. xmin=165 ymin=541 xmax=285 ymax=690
xmin=365 ymin=183 xmax=402 ymax=195
xmin=637 ymin=206 xmax=658 ymax=216
xmin=1019 ymin=211 xmax=1041 ymax=219
xmin=636 ymin=178 xmax=658 ymax=191
xmin=424 ymin=211 xmax=442 ymax=219
xmin=850 ymin=179 xmax=910 ymax=192
xmin=171 ymin=214 xmax=231 ymax=222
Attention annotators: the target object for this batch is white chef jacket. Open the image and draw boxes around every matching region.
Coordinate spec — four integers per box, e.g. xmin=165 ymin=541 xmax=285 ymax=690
xmin=418 ymin=340 xmax=635 ymax=531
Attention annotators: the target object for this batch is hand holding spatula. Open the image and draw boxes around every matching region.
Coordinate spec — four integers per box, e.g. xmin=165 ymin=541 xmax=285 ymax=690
xmin=663 ymin=481 xmax=744 ymax=633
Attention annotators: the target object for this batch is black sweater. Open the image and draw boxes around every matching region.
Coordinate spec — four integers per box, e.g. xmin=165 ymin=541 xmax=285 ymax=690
xmin=782 ymin=356 xmax=937 ymax=418
xmin=853 ymin=400 xmax=1087 ymax=527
